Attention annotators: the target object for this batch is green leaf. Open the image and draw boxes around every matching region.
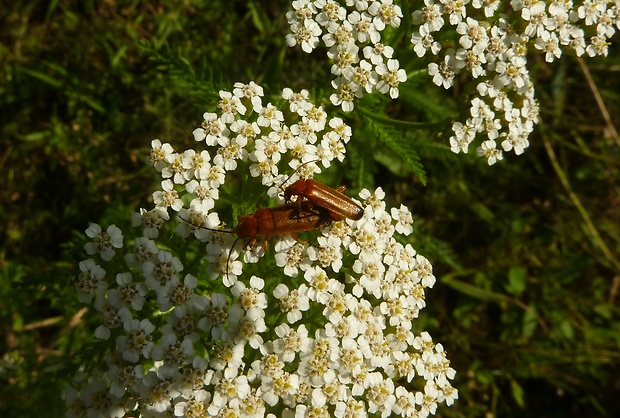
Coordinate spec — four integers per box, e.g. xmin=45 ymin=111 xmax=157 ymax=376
xmin=506 ymin=266 xmax=527 ymax=296
xmin=248 ymin=1 xmax=267 ymax=34
xmin=522 ymin=304 xmax=538 ymax=338
xmin=381 ymin=131 xmax=427 ymax=185
xmin=442 ymin=274 xmax=510 ymax=303
xmin=18 ymin=66 xmax=64 ymax=88
xmin=559 ymin=319 xmax=575 ymax=340
xmin=510 ymin=379 xmax=526 ymax=408
xmin=362 ymin=114 xmax=428 ymax=184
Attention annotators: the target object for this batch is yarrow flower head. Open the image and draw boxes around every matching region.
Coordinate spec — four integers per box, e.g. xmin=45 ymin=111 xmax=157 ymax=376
xmin=287 ymin=0 xmax=620 ymax=164
xmin=287 ymin=0 xmax=406 ymax=111
xmin=67 ymin=82 xmax=457 ymax=417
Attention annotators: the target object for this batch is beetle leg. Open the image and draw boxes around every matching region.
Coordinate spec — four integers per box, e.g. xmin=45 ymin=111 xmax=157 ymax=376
xmin=290 ymin=232 xmax=309 ymax=244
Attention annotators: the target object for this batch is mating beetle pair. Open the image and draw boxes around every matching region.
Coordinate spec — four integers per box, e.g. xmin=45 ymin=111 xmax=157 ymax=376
xmin=230 ymin=172 xmax=364 ymax=247
xmin=182 ymin=165 xmax=364 ymax=277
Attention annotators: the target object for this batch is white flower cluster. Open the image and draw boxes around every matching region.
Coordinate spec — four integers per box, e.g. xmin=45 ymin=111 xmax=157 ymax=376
xmin=67 ymin=83 xmax=457 ymax=417
xmin=286 ymin=0 xmax=407 ymax=110
xmin=287 ymin=0 xmax=620 ymax=164
xmin=414 ymin=0 xmax=618 ymax=164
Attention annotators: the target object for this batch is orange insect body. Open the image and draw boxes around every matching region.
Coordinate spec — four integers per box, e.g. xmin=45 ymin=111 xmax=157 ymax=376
xmin=283 ymin=178 xmax=364 ymax=221
xmin=183 ymin=201 xmax=331 ymax=279
xmin=234 ymin=201 xmax=330 ymax=246
xmin=221 ymin=202 xmax=331 ymax=278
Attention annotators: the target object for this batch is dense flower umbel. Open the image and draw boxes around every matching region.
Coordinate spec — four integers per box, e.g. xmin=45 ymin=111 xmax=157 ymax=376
xmin=68 ymin=83 xmax=457 ymax=417
xmin=287 ymin=0 xmax=620 ymax=164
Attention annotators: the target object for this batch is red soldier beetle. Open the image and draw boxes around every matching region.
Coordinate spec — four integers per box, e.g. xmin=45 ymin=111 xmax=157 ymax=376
xmin=233 ymin=201 xmax=331 ymax=248
xmin=281 ymin=161 xmax=365 ymax=221
xmin=179 ymin=201 xmax=332 ymax=278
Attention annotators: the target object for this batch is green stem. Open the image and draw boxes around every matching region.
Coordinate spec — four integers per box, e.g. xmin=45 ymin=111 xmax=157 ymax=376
xmin=357 ymin=105 xmax=441 ymax=130
xmin=542 ymin=132 xmax=620 ymax=274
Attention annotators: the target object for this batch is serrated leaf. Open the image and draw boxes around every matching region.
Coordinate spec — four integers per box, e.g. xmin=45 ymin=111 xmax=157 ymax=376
xmin=382 ymin=134 xmax=427 ymax=185
xmin=366 ymin=118 xmax=427 ymax=184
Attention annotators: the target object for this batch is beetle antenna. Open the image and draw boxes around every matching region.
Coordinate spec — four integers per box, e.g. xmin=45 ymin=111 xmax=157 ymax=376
xmin=178 ymin=214 xmax=235 ymax=235
xmin=179 ymin=213 xmax=242 ymax=281
xmin=224 ymin=236 xmax=242 ymax=281
xmin=280 ymin=158 xmax=321 ymax=190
